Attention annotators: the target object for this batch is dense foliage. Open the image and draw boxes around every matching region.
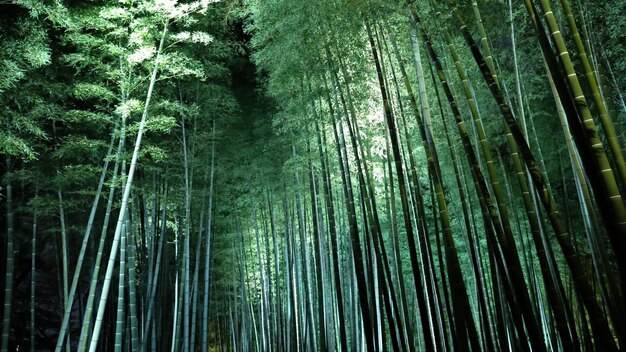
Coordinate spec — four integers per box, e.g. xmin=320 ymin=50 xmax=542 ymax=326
xmin=1 ymin=0 xmax=625 ymax=351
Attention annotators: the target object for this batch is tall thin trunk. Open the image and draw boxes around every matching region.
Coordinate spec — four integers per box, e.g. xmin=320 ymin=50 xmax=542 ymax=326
xmin=114 ymin=223 xmax=127 ymax=352
xmin=329 ymin=98 xmax=375 ymax=351
xmin=141 ymin=182 xmax=167 ymax=351
xmin=202 ymin=118 xmax=216 ymax=352
xmin=391 ymin=21 xmax=481 ymax=351
xmin=315 ymin=120 xmax=348 ymax=351
xmin=55 ymin=121 xmax=119 ymax=351
xmin=522 ymin=0 xmax=626 ymax=295
xmin=556 ymin=0 xmax=626 ymax=190
xmin=1 ymin=157 xmax=14 ymax=351
xmin=31 ymin=189 xmax=38 ymax=352
xmin=88 ymin=19 xmax=169 ymax=351
xmin=127 ymin=209 xmax=140 ymax=351
xmin=78 ymin=119 xmax=126 ymax=351
xmin=364 ymin=19 xmax=437 ymax=352
xmin=444 ymin=1 xmax=620 ymax=348
xmin=182 ymin=108 xmax=193 ymax=352
xmin=307 ymin=153 xmax=327 ymax=352
xmin=57 ymin=188 xmax=71 ymax=352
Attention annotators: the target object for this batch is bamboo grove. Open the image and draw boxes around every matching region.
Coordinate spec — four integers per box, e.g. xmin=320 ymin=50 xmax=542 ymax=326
xmin=1 ymin=0 xmax=625 ymax=351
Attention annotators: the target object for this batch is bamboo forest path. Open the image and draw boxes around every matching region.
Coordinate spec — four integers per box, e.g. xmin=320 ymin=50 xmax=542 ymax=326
xmin=1 ymin=0 xmax=626 ymax=351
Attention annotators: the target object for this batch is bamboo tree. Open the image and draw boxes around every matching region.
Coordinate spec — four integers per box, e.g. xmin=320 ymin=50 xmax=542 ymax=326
xmin=127 ymin=207 xmax=140 ymax=351
xmin=57 ymin=189 xmax=70 ymax=352
xmin=409 ymin=5 xmax=549 ymax=350
xmin=115 ymin=223 xmax=127 ymax=352
xmin=315 ymin=119 xmax=348 ymax=352
xmin=364 ymin=18 xmax=438 ymax=352
xmin=522 ymin=0 xmax=626 ymax=283
xmin=30 ymin=189 xmax=38 ymax=352
xmin=379 ymin=25 xmax=420 ymax=351
xmin=327 ymin=40 xmax=406 ymax=350
xmin=440 ymin=12 xmax=580 ymax=348
xmin=1 ymin=157 xmax=14 ymax=352
xmin=556 ymin=0 xmax=626 ymax=190
xmin=267 ymin=193 xmax=283 ymax=351
xmin=88 ymin=18 xmax=169 ymax=352
xmin=439 ymin=26 xmax=549 ymax=349
xmin=329 ymin=96 xmax=376 ymax=351
xmin=387 ymin=24 xmax=480 ymax=351
xmin=291 ymin=140 xmax=318 ymax=352
xmin=78 ymin=117 xmax=127 ymax=352
xmin=477 ymin=2 xmax=580 ymax=348
xmin=546 ymin=60 xmax=622 ymax=346
xmin=202 ymin=118 xmax=216 ymax=352
xmin=441 ymin=1 xmax=621 ymax=348
xmin=307 ymin=146 xmax=328 ymax=352
xmin=434 ymin=73 xmax=496 ymax=349
xmin=181 ymin=103 xmax=193 ymax=352
xmin=55 ymin=120 xmax=119 ymax=351
xmin=141 ymin=181 xmax=167 ymax=352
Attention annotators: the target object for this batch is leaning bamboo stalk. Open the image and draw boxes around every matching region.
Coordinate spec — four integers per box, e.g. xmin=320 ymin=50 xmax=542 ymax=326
xmin=546 ymin=60 xmax=625 ymax=341
xmin=389 ymin=24 xmax=481 ymax=350
xmin=363 ymin=19 xmax=442 ymax=350
xmin=409 ymin=5 xmax=546 ymax=349
xmin=326 ymin=68 xmax=376 ymax=351
xmin=88 ymin=19 xmax=169 ymax=352
xmin=443 ymin=7 xmax=579 ymax=348
xmin=329 ymin=38 xmax=407 ymax=349
xmin=181 ymin=107 xmax=192 ymax=352
xmin=315 ymin=119 xmax=348 ymax=351
xmin=442 ymin=0 xmax=620 ymax=348
xmin=57 ymin=190 xmax=70 ymax=352
xmin=533 ymin=0 xmax=626 ymax=250
xmin=77 ymin=126 xmax=125 ymax=351
xmin=428 ymin=39 xmax=497 ymax=348
xmin=556 ymin=0 xmax=626 ymax=189
xmin=55 ymin=120 xmax=119 ymax=351
xmin=481 ymin=2 xmax=580 ymax=348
